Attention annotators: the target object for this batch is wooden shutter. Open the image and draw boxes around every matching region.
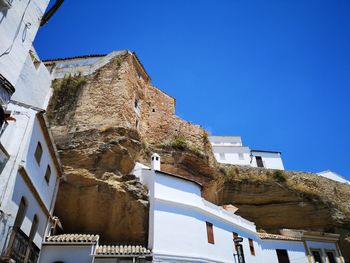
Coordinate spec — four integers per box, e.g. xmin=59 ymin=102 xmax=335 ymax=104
xmin=249 ymin=238 xmax=255 ymax=256
xmin=206 ymin=222 xmax=214 ymax=244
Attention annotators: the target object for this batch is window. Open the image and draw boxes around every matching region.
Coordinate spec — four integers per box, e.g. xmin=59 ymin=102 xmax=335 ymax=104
xmin=326 ymin=251 xmax=336 ymax=263
xmin=219 ymin=153 xmax=226 ymax=160
xmin=248 ymin=238 xmax=255 ymax=256
xmin=28 ymin=215 xmax=39 ymax=242
xmin=276 ymin=249 xmax=290 ymax=263
xmin=206 ymin=222 xmax=214 ymax=244
xmin=0 ymin=144 xmax=9 ymax=174
xmin=134 ymin=98 xmax=139 ymax=109
xmin=311 ymin=250 xmax=323 ymax=263
xmin=34 ymin=142 xmax=43 ymax=165
xmin=256 ymin=156 xmax=264 ymax=167
xmin=14 ymin=197 xmax=28 ymax=229
xmin=238 ymin=153 xmax=244 ymax=160
xmin=44 ymin=165 xmax=51 ymax=184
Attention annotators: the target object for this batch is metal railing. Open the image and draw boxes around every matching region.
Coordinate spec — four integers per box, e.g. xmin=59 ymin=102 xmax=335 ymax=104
xmin=6 ymin=228 xmax=40 ymax=263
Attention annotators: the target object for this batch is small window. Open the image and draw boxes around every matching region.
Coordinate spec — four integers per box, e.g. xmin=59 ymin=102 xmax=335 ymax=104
xmin=256 ymin=156 xmax=264 ymax=167
xmin=44 ymin=165 xmax=51 ymax=184
xmin=34 ymin=142 xmax=43 ymax=165
xmin=311 ymin=250 xmax=323 ymax=263
xmin=14 ymin=197 xmax=28 ymax=229
xmin=152 ymin=108 xmax=155 ymax=112
xmin=134 ymin=99 xmax=139 ymax=109
xmin=206 ymin=222 xmax=214 ymax=244
xmin=276 ymin=249 xmax=290 ymax=263
xmin=238 ymin=153 xmax=244 ymax=160
xmin=0 ymin=144 xmax=9 ymax=174
xmin=326 ymin=251 xmax=336 ymax=263
xmin=28 ymin=215 xmax=39 ymax=242
xmin=248 ymin=238 xmax=255 ymax=256
xmin=136 ymin=119 xmax=139 ymax=129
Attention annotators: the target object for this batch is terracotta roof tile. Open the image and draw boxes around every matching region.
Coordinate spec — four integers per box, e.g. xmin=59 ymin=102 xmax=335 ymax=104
xmin=95 ymin=245 xmax=151 ymax=256
xmin=46 ymin=234 xmax=99 ymax=243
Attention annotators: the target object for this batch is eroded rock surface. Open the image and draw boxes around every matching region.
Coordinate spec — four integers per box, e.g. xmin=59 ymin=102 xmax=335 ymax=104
xmin=46 ymin=52 xmax=350 ymax=259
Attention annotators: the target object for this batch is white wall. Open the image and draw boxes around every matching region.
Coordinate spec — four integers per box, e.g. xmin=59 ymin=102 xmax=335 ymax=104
xmin=212 ymin=146 xmax=251 ymax=166
xmin=251 ymin=151 xmax=284 ymax=170
xmin=39 ymin=244 xmax=95 ymax=263
xmin=317 ymin=171 xmax=349 ymax=184
xmin=210 ymin=136 xmax=285 ymax=170
xmin=11 ymin=51 xmax=52 ymax=109
xmin=149 ymin=170 xmax=260 ymax=263
xmin=259 ymin=240 xmax=308 ymax=263
xmin=0 ymin=0 xmax=49 ymax=86
xmin=0 ymin=104 xmax=59 ymax=252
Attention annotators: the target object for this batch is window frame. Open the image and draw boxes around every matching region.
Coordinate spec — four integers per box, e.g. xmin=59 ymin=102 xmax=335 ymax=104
xmin=44 ymin=165 xmax=51 ymax=184
xmin=276 ymin=249 xmax=290 ymax=263
xmin=34 ymin=142 xmax=43 ymax=165
xmin=324 ymin=250 xmax=337 ymax=263
xmin=310 ymin=249 xmax=324 ymax=263
xmin=248 ymin=238 xmax=255 ymax=256
xmin=206 ymin=222 xmax=214 ymax=244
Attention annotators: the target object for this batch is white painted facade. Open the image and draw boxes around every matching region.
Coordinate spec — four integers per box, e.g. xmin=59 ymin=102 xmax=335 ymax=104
xmin=317 ymin=170 xmax=349 ymax=184
xmin=0 ymin=103 xmax=62 ymax=261
xmin=210 ymin=136 xmax=284 ymax=170
xmin=39 ymin=244 xmax=97 ymax=263
xmin=0 ymin=0 xmax=50 ymax=105
xmin=132 ymin=156 xmax=344 ymax=263
xmin=0 ymin=27 xmax=62 ymax=260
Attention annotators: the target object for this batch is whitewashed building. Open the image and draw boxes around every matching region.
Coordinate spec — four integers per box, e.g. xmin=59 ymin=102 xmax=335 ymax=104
xmin=317 ymin=170 xmax=349 ymax=184
xmin=131 ymin=154 xmax=343 ymax=263
xmin=0 ymin=34 xmax=63 ymax=263
xmin=37 ymin=154 xmax=345 ymax=263
xmin=0 ymin=0 xmax=61 ymax=114
xmin=209 ymin=136 xmax=285 ymax=170
xmin=39 ymin=234 xmax=152 ymax=263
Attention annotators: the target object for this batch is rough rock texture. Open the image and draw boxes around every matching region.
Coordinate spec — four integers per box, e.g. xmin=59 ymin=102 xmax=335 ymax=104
xmin=46 ymin=52 xmax=350 ymax=259
xmin=212 ymin=165 xmax=350 ymax=259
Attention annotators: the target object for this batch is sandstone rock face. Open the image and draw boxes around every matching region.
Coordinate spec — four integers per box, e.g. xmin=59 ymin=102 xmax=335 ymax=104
xmin=213 ymin=165 xmax=350 ymax=259
xmin=46 ymin=51 xmax=350 ymax=259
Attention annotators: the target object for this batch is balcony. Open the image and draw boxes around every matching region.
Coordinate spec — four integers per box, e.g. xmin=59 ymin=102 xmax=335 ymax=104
xmin=1 ymin=228 xmax=40 ymax=263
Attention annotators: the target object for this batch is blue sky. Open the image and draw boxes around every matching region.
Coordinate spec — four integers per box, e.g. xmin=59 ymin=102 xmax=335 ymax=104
xmin=35 ymin=0 xmax=350 ymax=178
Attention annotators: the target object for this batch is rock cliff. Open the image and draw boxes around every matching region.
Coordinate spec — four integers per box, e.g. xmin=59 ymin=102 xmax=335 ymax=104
xmin=45 ymin=51 xmax=350 ymax=259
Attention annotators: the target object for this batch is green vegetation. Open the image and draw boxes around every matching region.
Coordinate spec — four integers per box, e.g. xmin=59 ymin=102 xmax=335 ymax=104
xmin=272 ymin=170 xmax=287 ymax=183
xmin=47 ymin=74 xmax=87 ymax=125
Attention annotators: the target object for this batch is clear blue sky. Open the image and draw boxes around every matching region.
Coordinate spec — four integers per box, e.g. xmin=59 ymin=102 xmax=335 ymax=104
xmin=35 ymin=0 xmax=350 ymax=179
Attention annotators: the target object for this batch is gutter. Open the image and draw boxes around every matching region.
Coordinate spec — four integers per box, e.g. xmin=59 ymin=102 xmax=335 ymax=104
xmin=40 ymin=0 xmax=64 ymax=26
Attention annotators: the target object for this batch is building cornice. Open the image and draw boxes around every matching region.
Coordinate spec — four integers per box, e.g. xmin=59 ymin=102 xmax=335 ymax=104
xmin=154 ymin=197 xmax=257 ymax=234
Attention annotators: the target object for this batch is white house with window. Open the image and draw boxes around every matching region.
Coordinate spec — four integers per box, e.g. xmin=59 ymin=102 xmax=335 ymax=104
xmin=0 ymin=104 xmax=62 ymax=262
xmin=37 ymin=154 xmax=344 ymax=262
xmin=0 ymin=40 xmax=63 ymax=261
xmin=209 ymin=136 xmax=285 ymax=170
xmin=131 ymin=154 xmax=343 ymax=263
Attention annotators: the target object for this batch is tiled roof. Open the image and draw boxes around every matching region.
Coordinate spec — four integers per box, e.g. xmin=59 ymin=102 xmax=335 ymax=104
xmin=258 ymin=232 xmax=301 ymax=241
xmin=43 ymin=54 xmax=106 ymax=62
xmin=46 ymin=234 xmax=99 ymax=243
xmin=95 ymin=245 xmax=151 ymax=256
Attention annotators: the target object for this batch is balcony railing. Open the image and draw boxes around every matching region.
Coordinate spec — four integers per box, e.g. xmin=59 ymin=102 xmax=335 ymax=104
xmin=4 ymin=228 xmax=40 ymax=263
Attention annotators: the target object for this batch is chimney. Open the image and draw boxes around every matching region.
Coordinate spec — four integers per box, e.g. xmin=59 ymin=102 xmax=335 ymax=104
xmin=151 ymin=153 xmax=160 ymax=171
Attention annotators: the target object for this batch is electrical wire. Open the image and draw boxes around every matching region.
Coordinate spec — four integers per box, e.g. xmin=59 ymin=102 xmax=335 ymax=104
xmin=0 ymin=0 xmax=32 ymax=58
